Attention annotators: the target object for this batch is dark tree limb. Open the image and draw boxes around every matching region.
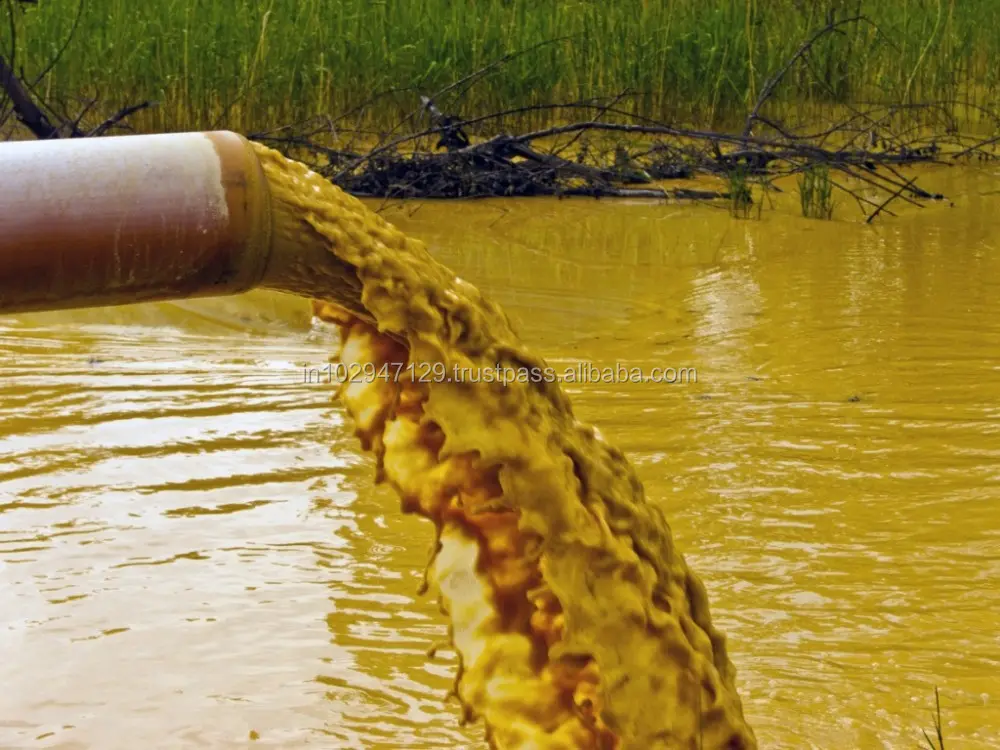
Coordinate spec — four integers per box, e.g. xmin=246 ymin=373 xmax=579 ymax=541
xmin=89 ymin=100 xmax=157 ymax=136
xmin=867 ymin=177 xmax=918 ymax=223
xmin=0 ymin=51 xmax=61 ymax=138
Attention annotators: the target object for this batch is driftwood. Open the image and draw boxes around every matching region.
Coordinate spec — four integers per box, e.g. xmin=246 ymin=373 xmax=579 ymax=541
xmin=248 ymin=100 xmax=964 ymax=221
xmin=242 ymin=10 xmax=995 ymax=219
xmin=245 ymin=10 xmax=979 ymax=219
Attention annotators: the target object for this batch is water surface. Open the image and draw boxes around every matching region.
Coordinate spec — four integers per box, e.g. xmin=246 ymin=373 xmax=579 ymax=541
xmin=2 ymin=166 xmax=1000 ymax=749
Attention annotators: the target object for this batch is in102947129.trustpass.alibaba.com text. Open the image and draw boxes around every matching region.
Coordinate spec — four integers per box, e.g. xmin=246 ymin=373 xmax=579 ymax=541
xmin=303 ymin=360 xmax=697 ymax=386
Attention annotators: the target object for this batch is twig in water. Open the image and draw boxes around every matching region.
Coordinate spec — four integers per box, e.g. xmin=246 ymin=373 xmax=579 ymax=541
xmin=866 ymin=176 xmax=918 ymax=223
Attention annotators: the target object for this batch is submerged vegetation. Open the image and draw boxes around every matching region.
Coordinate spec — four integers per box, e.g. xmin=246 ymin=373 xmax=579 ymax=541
xmin=798 ymin=164 xmax=835 ymax=219
xmin=726 ymin=167 xmax=754 ymax=219
xmin=4 ymin=0 xmax=1000 ymax=134
xmin=921 ymin=687 xmax=947 ymax=750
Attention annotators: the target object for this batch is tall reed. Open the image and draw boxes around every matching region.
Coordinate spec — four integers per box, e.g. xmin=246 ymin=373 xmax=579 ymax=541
xmin=799 ymin=164 xmax=835 ymax=219
xmin=726 ymin=167 xmax=754 ymax=219
xmin=4 ymin=0 xmax=999 ymax=134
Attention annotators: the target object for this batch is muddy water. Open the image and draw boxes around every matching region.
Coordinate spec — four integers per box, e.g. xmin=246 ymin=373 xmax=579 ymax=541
xmin=3 ymin=165 xmax=1000 ymax=749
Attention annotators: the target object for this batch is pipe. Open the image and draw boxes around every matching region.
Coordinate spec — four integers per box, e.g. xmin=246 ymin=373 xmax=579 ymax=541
xmin=0 ymin=131 xmax=364 ymax=316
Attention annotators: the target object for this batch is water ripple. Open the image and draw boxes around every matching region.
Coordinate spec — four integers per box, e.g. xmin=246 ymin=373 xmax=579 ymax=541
xmin=4 ymin=190 xmax=1000 ymax=748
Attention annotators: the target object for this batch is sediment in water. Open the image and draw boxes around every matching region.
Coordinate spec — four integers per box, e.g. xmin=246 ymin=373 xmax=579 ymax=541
xmin=252 ymin=141 xmax=757 ymax=750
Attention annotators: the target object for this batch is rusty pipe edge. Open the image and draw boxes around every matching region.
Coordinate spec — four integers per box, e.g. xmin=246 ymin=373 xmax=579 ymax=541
xmin=0 ymin=131 xmax=365 ymax=317
xmin=0 ymin=131 xmax=273 ymax=314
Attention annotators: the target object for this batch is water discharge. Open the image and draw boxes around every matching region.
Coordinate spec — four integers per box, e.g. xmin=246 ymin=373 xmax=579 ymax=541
xmin=257 ymin=142 xmax=755 ymax=749
xmin=1 ymin=154 xmax=999 ymax=749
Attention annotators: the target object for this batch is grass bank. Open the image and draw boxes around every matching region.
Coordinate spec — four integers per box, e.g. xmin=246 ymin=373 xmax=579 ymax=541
xmin=5 ymin=0 xmax=1000 ymax=135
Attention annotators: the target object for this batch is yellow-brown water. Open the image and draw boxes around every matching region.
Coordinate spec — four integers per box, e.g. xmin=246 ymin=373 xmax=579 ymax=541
xmin=257 ymin=143 xmax=753 ymax=750
xmin=2 ymin=165 xmax=1000 ymax=749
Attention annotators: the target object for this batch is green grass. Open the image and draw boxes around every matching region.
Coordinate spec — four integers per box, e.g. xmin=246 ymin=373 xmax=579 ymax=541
xmin=798 ymin=163 xmax=835 ymax=219
xmin=725 ymin=167 xmax=754 ymax=218
xmin=4 ymin=0 xmax=1000 ymax=134
xmin=921 ymin=687 xmax=946 ymax=750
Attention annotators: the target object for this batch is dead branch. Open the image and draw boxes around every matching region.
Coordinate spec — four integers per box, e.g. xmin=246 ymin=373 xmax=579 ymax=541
xmin=89 ymin=100 xmax=157 ymax=136
xmin=0 ymin=51 xmax=61 ymax=138
xmin=866 ymin=176 xmax=918 ymax=223
xmin=744 ymin=15 xmax=870 ymax=138
xmin=283 ymin=84 xmax=963 ymax=206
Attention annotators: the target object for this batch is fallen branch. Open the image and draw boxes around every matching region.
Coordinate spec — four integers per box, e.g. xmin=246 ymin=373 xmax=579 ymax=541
xmin=866 ymin=176 xmax=918 ymax=223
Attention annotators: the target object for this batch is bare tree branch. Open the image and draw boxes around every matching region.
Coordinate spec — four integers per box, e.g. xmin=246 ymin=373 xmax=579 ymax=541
xmin=743 ymin=15 xmax=871 ymax=138
xmin=0 ymin=51 xmax=61 ymax=138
